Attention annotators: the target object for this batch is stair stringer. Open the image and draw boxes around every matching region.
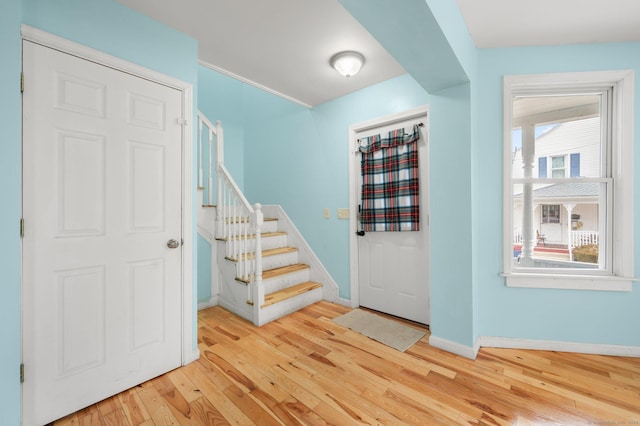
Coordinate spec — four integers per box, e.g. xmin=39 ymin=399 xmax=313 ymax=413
xmin=215 ymin=239 xmax=253 ymax=323
xmin=260 ymin=205 xmax=339 ymax=303
xmin=196 ymin=189 xmax=219 ymax=310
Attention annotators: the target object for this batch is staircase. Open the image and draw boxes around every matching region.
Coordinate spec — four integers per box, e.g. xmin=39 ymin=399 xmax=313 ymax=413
xmin=197 ymin=112 xmax=337 ymax=326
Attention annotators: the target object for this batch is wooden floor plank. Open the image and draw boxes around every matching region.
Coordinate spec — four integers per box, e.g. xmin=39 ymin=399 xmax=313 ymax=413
xmin=53 ymin=301 xmax=640 ymax=425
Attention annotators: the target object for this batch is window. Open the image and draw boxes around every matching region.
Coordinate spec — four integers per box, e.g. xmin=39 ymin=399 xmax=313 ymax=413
xmin=551 ymin=155 xmax=565 ymax=177
xmin=542 ymin=205 xmax=560 ymax=224
xmin=503 ymin=71 xmax=634 ymax=291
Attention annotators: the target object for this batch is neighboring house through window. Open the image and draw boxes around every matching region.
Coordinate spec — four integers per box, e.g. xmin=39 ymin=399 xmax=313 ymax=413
xmin=538 ymin=152 xmax=580 ymax=178
xmin=503 ymin=70 xmax=634 ymax=291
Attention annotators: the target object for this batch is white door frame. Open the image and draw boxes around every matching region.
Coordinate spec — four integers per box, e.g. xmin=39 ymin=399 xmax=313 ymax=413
xmin=20 ymin=25 xmax=198 ymax=375
xmin=348 ymin=105 xmax=430 ymax=309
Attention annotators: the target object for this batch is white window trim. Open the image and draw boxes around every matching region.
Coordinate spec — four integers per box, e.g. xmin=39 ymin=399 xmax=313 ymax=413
xmin=502 ymin=70 xmax=635 ymax=291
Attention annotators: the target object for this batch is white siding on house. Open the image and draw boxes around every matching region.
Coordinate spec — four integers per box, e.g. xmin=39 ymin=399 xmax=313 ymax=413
xmin=534 ymin=117 xmax=600 ymax=178
xmin=512 ymin=116 xmax=600 ymax=180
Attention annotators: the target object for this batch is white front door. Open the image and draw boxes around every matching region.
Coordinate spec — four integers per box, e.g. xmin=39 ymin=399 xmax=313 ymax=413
xmin=22 ymin=41 xmax=184 ymax=425
xmin=352 ymin=108 xmax=430 ymax=325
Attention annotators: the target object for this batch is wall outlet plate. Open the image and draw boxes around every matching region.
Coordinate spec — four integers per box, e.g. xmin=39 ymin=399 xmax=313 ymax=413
xmin=324 ymin=208 xmax=330 ymax=219
xmin=337 ymin=208 xmax=350 ymax=219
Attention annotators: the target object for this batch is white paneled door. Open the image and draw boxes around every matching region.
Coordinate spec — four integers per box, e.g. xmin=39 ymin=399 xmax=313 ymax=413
xmin=22 ymin=41 xmax=183 ymax=425
xmin=353 ymin=109 xmax=430 ymax=325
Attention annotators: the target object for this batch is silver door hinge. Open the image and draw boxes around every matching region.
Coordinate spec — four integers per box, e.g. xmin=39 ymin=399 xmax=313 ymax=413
xmin=20 ymin=218 xmax=24 ymax=238
xmin=20 ymin=72 xmax=24 ymax=94
xmin=20 ymin=363 xmax=24 ymax=383
xmin=176 ymin=118 xmax=187 ymax=126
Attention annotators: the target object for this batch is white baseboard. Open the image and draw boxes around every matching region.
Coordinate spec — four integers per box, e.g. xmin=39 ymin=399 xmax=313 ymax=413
xmin=428 ymin=335 xmax=479 ymax=359
xmin=428 ymin=334 xmax=640 ymax=360
xmin=336 ymin=297 xmax=356 ymax=308
xmin=478 ymin=336 xmax=640 ymax=358
xmin=198 ymin=296 xmax=218 ymax=311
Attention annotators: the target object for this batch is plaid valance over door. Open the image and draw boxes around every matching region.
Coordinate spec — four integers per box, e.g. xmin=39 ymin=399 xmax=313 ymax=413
xmin=359 ymin=124 xmax=421 ymax=232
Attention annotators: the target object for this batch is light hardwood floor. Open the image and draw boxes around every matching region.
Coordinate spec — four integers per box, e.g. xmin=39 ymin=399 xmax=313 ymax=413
xmin=53 ymin=302 xmax=640 ymax=425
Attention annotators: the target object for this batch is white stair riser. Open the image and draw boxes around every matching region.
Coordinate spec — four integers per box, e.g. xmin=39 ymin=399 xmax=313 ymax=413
xmin=198 ymin=207 xmax=216 ymax=236
xmin=222 ymin=220 xmax=278 ymax=235
xmin=263 ymin=269 xmax=310 ymax=295
xmin=233 ymin=251 xmax=299 ymax=278
xmin=254 ymin=234 xmax=288 ymax=251
xmin=261 ymin=251 xmax=299 ymax=271
xmin=257 ymin=287 xmax=323 ymax=326
xmin=224 ymin=234 xmax=288 ymax=254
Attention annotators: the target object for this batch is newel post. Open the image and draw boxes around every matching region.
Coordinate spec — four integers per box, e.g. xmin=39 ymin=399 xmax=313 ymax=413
xmin=252 ymin=203 xmax=264 ymax=326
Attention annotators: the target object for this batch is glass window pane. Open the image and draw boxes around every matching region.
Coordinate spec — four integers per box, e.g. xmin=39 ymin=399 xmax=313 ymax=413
xmin=512 ymin=94 xmax=602 ymax=180
xmin=512 ymin=182 xmax=604 ymax=270
xmin=551 ymin=156 xmax=565 ymax=168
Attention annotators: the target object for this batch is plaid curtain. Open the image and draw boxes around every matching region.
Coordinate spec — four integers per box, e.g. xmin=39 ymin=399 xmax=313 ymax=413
xmin=359 ymin=124 xmax=420 ymax=232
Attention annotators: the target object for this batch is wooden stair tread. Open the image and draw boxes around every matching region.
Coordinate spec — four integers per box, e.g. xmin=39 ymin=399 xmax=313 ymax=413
xmin=235 ymin=263 xmax=309 ymax=284
xmin=217 ymin=231 xmax=286 ymax=242
xmin=261 ymin=281 xmax=322 ymax=308
xmin=262 ymin=263 xmax=309 ymax=280
xmin=226 ymin=246 xmax=298 ymax=262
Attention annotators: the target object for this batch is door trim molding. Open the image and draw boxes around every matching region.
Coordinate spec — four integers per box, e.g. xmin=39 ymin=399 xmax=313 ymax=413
xmin=20 ymin=25 xmax=197 ymax=366
xmin=348 ymin=105 xmax=430 ymax=310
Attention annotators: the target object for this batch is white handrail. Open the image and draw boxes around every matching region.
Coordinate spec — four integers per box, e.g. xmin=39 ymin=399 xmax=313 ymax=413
xmin=218 ymin=164 xmax=253 ymax=213
xmin=197 ymin=111 xmax=264 ymax=312
xmin=197 ymin=112 xmax=218 ymax=138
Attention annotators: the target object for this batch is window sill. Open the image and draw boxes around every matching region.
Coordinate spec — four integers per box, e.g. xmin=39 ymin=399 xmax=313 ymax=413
xmin=501 ymin=273 xmax=634 ymax=292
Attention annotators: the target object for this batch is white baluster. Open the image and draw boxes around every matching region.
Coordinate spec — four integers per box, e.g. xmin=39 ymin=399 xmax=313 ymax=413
xmin=208 ymin=128 xmax=214 ymax=205
xmin=244 ymin=212 xmax=250 ymax=282
xmin=198 ymin=118 xmax=203 ymax=189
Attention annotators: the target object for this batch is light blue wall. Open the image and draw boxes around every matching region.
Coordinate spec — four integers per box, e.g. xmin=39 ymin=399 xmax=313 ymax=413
xmin=243 ymin=75 xmax=430 ymax=299
xmin=0 ymin=1 xmax=24 ymax=424
xmin=341 ymin=0 xmax=478 ymax=347
xmin=198 ymin=65 xmax=430 ymax=299
xmin=198 ymin=67 xmax=246 ymax=193
xmin=339 ymin=0 xmax=468 ymax=93
xmin=0 ymin=1 xmax=199 ymax=421
xmin=197 ymin=234 xmax=212 ymax=304
xmin=22 ymin=0 xmax=197 ymax=84
xmin=428 ymin=84 xmax=475 ymax=346
xmin=475 ymin=42 xmax=640 ymax=346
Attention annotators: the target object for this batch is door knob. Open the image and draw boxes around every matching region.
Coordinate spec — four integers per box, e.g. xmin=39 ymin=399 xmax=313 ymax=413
xmin=166 ymin=239 xmax=180 ymax=249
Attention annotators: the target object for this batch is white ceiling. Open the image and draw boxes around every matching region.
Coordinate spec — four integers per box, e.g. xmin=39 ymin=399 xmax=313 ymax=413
xmin=116 ymin=0 xmax=406 ymax=107
xmin=117 ymin=0 xmax=640 ymax=107
xmin=456 ymin=0 xmax=640 ymax=48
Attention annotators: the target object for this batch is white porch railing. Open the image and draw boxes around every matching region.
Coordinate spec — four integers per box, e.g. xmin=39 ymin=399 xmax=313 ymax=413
xmin=513 ymin=228 xmax=599 ymax=247
xmin=571 ymin=231 xmax=599 ymax=248
xmin=513 ymin=228 xmax=523 ymax=244
xmin=198 ymin=112 xmax=264 ymax=311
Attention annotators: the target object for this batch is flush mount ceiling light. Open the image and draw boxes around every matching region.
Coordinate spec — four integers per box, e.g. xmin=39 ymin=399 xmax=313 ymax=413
xmin=330 ymin=51 xmax=365 ymax=77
